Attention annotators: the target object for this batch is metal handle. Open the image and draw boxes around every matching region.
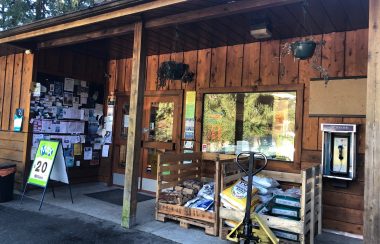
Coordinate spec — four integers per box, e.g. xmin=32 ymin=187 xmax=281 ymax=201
xmin=236 ymin=151 xmax=268 ymax=177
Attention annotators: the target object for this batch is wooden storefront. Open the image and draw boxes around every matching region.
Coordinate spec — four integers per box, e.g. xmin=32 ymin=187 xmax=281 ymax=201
xmin=0 ymin=0 xmax=376 ymax=240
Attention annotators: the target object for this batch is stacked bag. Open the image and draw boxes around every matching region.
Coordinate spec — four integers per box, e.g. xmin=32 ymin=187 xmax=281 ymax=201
xmin=158 ymin=179 xmax=216 ymax=211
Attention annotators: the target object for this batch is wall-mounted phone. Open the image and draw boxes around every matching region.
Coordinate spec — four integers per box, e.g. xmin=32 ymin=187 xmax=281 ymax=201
xmin=321 ymin=124 xmax=356 ymax=181
xmin=331 ymin=134 xmax=350 ymax=175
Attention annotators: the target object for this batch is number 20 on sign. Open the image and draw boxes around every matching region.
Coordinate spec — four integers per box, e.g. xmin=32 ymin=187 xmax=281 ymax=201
xmin=27 ymin=141 xmax=59 ymax=188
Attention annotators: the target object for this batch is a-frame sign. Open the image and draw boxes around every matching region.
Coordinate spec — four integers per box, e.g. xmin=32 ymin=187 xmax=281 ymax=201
xmin=20 ymin=140 xmax=73 ymax=210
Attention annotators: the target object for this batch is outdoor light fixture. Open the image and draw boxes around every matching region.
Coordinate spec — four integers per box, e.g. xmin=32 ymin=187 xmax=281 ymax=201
xmin=250 ymin=21 xmax=272 ymax=40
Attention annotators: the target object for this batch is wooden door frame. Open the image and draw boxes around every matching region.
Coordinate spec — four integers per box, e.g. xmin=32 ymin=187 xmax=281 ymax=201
xmin=140 ymin=90 xmax=184 ymax=185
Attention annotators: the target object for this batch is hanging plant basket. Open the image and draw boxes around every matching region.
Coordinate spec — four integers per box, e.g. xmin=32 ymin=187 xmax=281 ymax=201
xmin=157 ymin=61 xmax=194 ymax=88
xmin=290 ymin=40 xmax=316 ymax=60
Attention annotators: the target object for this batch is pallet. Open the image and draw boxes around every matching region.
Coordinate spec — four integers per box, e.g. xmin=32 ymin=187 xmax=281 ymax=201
xmin=219 ymin=165 xmax=322 ymax=244
xmin=156 ymin=152 xmax=238 ymax=237
xmin=156 ymin=212 xmax=217 ymax=235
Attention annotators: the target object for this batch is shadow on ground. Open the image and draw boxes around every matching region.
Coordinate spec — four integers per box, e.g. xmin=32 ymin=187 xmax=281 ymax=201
xmin=0 ymin=196 xmax=176 ymax=244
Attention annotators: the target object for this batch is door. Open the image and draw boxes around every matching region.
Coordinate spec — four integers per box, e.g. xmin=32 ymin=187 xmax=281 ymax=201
xmin=140 ymin=91 xmax=183 ymax=192
xmin=112 ymin=94 xmax=130 ymax=184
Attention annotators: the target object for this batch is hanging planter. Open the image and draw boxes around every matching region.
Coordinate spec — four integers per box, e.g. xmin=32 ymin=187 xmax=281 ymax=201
xmin=157 ymin=61 xmax=194 ymax=88
xmin=290 ymin=40 xmax=316 ymax=60
xmin=280 ymin=39 xmax=329 ymax=85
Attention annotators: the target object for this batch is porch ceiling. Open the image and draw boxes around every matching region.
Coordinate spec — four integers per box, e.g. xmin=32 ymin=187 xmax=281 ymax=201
xmin=10 ymin=0 xmax=369 ymax=60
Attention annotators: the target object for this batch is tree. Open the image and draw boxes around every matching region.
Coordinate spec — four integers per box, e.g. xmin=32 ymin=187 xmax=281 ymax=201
xmin=0 ymin=0 xmax=102 ymax=31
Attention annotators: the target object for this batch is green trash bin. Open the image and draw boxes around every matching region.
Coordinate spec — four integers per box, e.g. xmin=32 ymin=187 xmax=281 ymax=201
xmin=0 ymin=163 xmax=16 ymax=203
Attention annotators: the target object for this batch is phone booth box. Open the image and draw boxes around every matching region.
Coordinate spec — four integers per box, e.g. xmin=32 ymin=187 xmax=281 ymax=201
xmin=321 ymin=124 xmax=357 ymax=181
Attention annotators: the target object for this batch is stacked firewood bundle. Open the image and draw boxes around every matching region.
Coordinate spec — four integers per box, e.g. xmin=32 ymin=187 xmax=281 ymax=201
xmin=159 ymin=179 xmax=203 ymax=206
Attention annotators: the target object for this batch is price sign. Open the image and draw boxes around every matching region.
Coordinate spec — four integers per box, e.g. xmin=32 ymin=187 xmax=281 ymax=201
xmin=27 ymin=140 xmax=59 ymax=187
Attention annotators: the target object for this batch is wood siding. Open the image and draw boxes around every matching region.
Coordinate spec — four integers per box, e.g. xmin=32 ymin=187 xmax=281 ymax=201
xmin=0 ymin=51 xmax=34 ymax=188
xmin=108 ymin=29 xmax=368 ymax=235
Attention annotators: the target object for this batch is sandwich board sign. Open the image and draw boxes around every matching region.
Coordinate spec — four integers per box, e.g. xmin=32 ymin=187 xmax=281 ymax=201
xmin=20 ymin=140 xmax=73 ymax=210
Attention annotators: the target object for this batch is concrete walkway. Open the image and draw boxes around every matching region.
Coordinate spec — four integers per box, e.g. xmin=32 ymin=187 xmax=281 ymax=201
xmin=0 ymin=196 xmax=174 ymax=244
xmin=10 ymin=182 xmax=363 ymax=244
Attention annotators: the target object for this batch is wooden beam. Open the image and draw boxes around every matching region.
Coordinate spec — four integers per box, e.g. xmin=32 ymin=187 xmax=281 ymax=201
xmin=37 ymin=24 xmax=134 ymax=49
xmin=364 ymin=0 xmax=380 ymax=242
xmin=145 ymin=0 xmax=303 ymax=29
xmin=121 ymin=21 xmax=146 ymax=228
xmin=37 ymin=0 xmax=302 ymax=49
xmin=0 ymin=0 xmax=187 ymax=44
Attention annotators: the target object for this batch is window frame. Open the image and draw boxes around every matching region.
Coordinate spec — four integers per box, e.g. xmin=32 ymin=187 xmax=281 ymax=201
xmin=196 ymin=84 xmax=304 ymax=171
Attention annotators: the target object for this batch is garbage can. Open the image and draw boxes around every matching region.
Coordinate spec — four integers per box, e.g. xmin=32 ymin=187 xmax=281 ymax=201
xmin=0 ymin=163 xmax=16 ymax=203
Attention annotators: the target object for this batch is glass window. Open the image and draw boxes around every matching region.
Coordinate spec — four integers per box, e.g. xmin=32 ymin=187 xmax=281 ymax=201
xmin=202 ymin=91 xmax=296 ymax=162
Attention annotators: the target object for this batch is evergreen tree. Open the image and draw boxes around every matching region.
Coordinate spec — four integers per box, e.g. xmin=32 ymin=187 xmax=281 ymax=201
xmin=0 ymin=0 xmax=101 ymax=31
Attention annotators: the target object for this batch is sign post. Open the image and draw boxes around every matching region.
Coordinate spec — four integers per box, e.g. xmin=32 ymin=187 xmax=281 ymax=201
xmin=20 ymin=140 xmax=73 ymax=210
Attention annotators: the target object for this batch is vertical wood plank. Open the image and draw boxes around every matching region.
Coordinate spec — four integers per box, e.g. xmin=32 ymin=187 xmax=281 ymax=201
xmin=183 ymin=50 xmax=197 ymax=91
xmin=260 ymin=40 xmax=280 ymax=85
xmin=279 ymin=38 xmax=299 ymax=84
xmin=300 ymin=35 xmax=323 ymax=151
xmin=116 ymin=59 xmax=126 ymax=92
xmin=146 ymin=55 xmax=158 ymax=91
xmin=210 ymin=46 xmax=227 ymax=88
xmin=108 ymin=59 xmax=117 ymax=95
xmin=122 ymin=21 xmax=146 ymax=228
xmin=322 ymin=32 xmax=345 ymax=77
xmin=63 ymin=50 xmax=73 ymax=76
xmin=2 ymin=54 xmax=15 ymax=130
xmin=365 ymin=1 xmax=380 ymax=241
xmin=124 ymin=58 xmax=132 ymax=92
xmin=158 ymin=53 xmax=171 ymax=90
xmin=242 ymin=42 xmax=260 ymax=87
xmin=0 ymin=56 xmax=7 ymax=128
xmin=345 ymin=29 xmax=368 ymax=77
xmin=170 ymin=52 xmax=184 ymax=90
xmin=226 ymin=44 xmax=243 ymax=87
xmin=10 ymin=53 xmax=23 ymax=131
xmin=196 ymin=48 xmax=211 ymax=89
xmin=20 ymin=53 xmax=34 ymax=132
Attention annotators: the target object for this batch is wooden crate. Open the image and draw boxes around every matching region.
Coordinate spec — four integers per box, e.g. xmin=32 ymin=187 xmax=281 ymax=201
xmin=219 ymin=164 xmax=322 ymax=244
xmin=156 ymin=152 xmax=236 ymax=236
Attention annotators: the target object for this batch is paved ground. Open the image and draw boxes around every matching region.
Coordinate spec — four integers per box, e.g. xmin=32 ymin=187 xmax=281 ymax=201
xmin=0 ymin=183 xmax=363 ymax=244
xmin=0 ymin=196 xmax=176 ymax=244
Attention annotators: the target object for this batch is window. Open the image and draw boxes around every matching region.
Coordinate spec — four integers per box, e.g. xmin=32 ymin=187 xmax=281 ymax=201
xmin=202 ymin=91 xmax=297 ymax=162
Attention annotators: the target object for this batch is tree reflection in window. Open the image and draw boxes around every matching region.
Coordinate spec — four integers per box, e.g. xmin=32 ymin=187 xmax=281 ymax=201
xmin=202 ymin=92 xmax=296 ymax=162
xmin=149 ymin=102 xmax=174 ymax=142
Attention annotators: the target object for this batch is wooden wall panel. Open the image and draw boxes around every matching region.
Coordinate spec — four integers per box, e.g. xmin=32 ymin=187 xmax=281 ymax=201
xmin=158 ymin=53 xmax=171 ymax=90
xmin=322 ymin=32 xmax=345 ymax=77
xmin=107 ymin=29 xmax=368 ymax=236
xmin=196 ymin=48 xmax=211 ymax=89
xmin=260 ymin=40 xmax=280 ymax=85
xmin=0 ymin=56 xmax=7 ymax=128
xmin=170 ymin=52 xmax=184 ymax=90
xmin=183 ymin=50 xmax=197 ymax=91
xmin=279 ymin=38 xmax=299 ymax=84
xmin=345 ymin=29 xmax=368 ymax=76
xmin=226 ymin=44 xmax=243 ymax=87
xmin=242 ymin=42 xmax=260 ymax=87
xmin=210 ymin=46 xmax=227 ymax=88
xmin=2 ymin=54 xmax=15 ymax=130
xmin=146 ymin=55 xmax=158 ymax=91
xmin=10 ymin=53 xmax=23 ymax=131
xmin=0 ymin=50 xmax=34 ymax=188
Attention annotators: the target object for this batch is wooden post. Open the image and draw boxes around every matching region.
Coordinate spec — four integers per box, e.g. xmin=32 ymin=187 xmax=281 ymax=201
xmin=121 ymin=21 xmax=146 ymax=228
xmin=365 ymin=0 xmax=380 ymax=242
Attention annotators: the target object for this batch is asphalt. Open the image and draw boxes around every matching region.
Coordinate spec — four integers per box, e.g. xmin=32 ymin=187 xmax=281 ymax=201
xmin=0 ymin=196 xmax=176 ymax=244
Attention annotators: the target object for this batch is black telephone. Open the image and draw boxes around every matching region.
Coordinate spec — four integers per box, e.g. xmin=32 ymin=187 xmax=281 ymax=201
xmin=330 ymin=134 xmax=350 ymax=176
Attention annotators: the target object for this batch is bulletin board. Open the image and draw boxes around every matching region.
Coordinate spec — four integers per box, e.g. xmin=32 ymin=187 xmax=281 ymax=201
xmin=30 ymin=72 xmax=110 ymax=168
xmin=309 ymin=77 xmax=367 ymax=117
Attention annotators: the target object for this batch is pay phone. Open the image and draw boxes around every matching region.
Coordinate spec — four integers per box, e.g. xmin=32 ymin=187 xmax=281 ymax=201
xmin=321 ymin=124 xmax=357 ymax=181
